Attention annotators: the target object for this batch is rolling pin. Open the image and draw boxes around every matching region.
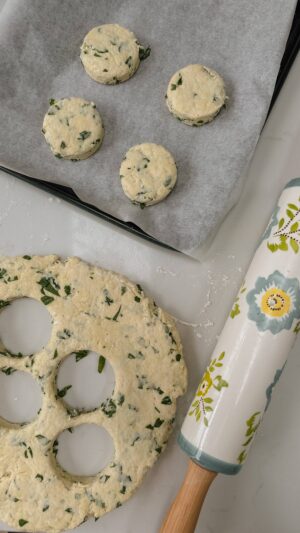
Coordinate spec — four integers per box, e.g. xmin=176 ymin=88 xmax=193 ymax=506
xmin=161 ymin=178 xmax=300 ymax=532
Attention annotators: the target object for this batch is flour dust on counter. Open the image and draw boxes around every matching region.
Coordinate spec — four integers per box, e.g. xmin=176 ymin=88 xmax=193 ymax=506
xmin=80 ymin=24 xmax=150 ymax=85
xmin=120 ymin=143 xmax=177 ymax=207
xmin=0 ymin=255 xmax=187 ymax=533
xmin=42 ymin=98 xmax=104 ymax=161
xmin=166 ymin=64 xmax=227 ymax=126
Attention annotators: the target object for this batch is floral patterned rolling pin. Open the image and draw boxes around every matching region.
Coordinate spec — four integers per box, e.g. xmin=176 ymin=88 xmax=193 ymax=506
xmin=161 ymin=179 xmax=300 ymax=533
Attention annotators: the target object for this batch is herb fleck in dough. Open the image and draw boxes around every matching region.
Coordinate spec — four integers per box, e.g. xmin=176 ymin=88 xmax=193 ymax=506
xmin=0 ymin=255 xmax=187 ymax=533
xmin=166 ymin=64 xmax=226 ymax=126
xmin=120 ymin=143 xmax=177 ymax=207
xmin=42 ymin=97 xmax=104 ymax=160
xmin=80 ymin=24 xmax=143 ymax=85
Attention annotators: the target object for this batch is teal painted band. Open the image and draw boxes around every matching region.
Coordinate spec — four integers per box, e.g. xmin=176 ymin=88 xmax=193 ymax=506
xmin=284 ymin=178 xmax=300 ymax=189
xmin=178 ymin=432 xmax=242 ymax=476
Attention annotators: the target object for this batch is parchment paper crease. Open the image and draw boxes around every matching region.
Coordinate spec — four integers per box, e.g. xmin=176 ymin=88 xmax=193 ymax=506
xmin=0 ymin=0 xmax=296 ymax=252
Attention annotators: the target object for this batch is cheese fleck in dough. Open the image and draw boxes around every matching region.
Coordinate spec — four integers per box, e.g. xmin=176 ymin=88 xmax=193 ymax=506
xmin=166 ymin=64 xmax=226 ymax=126
xmin=80 ymin=24 xmax=142 ymax=85
xmin=120 ymin=143 xmax=177 ymax=207
xmin=42 ymin=97 xmax=104 ymax=160
xmin=0 ymin=255 xmax=187 ymax=533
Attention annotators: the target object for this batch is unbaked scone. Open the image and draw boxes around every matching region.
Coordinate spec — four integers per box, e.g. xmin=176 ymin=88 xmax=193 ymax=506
xmin=166 ymin=64 xmax=226 ymax=126
xmin=42 ymin=97 xmax=104 ymax=160
xmin=0 ymin=255 xmax=187 ymax=533
xmin=120 ymin=143 xmax=177 ymax=207
xmin=80 ymin=24 xmax=149 ymax=85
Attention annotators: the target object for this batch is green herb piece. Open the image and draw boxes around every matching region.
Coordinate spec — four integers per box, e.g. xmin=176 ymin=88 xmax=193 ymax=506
xmin=53 ymin=349 xmax=58 ymax=359
xmin=154 ymin=417 xmax=164 ymax=428
xmin=120 ymin=486 xmax=126 ymax=494
xmin=60 ymin=141 xmax=66 ymax=149
xmin=155 ymin=446 xmax=162 ymax=454
xmin=64 ymin=285 xmax=71 ymax=296
xmin=57 ymin=328 xmax=71 ymax=339
xmin=121 ymin=286 xmax=127 ymax=295
xmin=100 ymin=474 xmax=110 ymax=482
xmin=106 ymin=305 xmax=122 ymax=322
xmin=117 ymin=393 xmax=125 ymax=406
xmin=1 ymin=367 xmax=16 ymax=375
xmin=0 ymin=268 xmax=7 ymax=279
xmin=52 ymin=439 xmax=59 ymax=456
xmin=164 ymin=177 xmax=172 ymax=187
xmin=24 ymin=446 xmax=33 ymax=458
xmin=38 ymin=276 xmax=60 ymax=296
xmin=175 ymin=353 xmax=181 ymax=361
xmin=116 ymin=502 xmax=122 ymax=508
xmin=134 ymin=296 xmax=141 ymax=303
xmin=125 ymin=56 xmax=132 ymax=67
xmin=43 ymin=504 xmax=49 ymax=512
xmin=0 ymin=300 xmax=9 ymax=309
xmin=49 ymin=98 xmax=56 ymax=106
xmin=139 ymin=46 xmax=151 ymax=60
xmin=139 ymin=203 xmax=146 ymax=209
xmin=23 ymin=255 xmax=32 ymax=260
xmin=105 ymin=295 xmax=114 ymax=305
xmin=41 ymin=295 xmax=54 ymax=305
xmin=170 ymin=73 xmax=182 ymax=90
xmin=98 ymin=355 xmax=106 ymax=373
xmin=164 ymin=324 xmax=176 ymax=344
xmin=161 ymin=396 xmax=172 ymax=405
xmin=35 ymin=473 xmax=44 ymax=481
xmin=78 ymin=131 xmax=91 ymax=141
xmin=19 ymin=519 xmax=28 ymax=527
xmin=56 ymin=385 xmax=72 ymax=398
xmin=101 ymin=398 xmax=117 ymax=418
xmin=74 ymin=350 xmax=89 ymax=362
xmin=55 ymin=153 xmax=62 ymax=158
xmin=65 ymin=508 xmax=73 ymax=513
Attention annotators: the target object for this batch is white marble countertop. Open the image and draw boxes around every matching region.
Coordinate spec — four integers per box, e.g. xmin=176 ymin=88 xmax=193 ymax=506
xmin=0 ymin=0 xmax=300 ymax=528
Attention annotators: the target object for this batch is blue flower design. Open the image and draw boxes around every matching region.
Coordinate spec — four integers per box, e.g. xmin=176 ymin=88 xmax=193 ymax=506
xmin=265 ymin=363 xmax=286 ymax=411
xmin=247 ymin=271 xmax=300 ymax=334
xmin=259 ymin=205 xmax=280 ymax=245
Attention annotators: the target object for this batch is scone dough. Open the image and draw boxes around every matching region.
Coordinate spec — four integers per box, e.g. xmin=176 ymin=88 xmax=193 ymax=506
xmin=42 ymin=97 xmax=104 ymax=160
xmin=0 ymin=255 xmax=187 ymax=533
xmin=80 ymin=24 xmax=141 ymax=85
xmin=120 ymin=143 xmax=177 ymax=207
xmin=166 ymin=64 xmax=226 ymax=126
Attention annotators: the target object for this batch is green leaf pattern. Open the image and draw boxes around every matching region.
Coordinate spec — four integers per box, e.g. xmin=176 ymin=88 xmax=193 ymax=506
xmin=266 ymin=198 xmax=300 ymax=254
xmin=230 ymin=283 xmax=246 ymax=319
xmin=237 ymin=411 xmax=261 ymax=464
xmin=188 ymin=351 xmax=229 ymax=426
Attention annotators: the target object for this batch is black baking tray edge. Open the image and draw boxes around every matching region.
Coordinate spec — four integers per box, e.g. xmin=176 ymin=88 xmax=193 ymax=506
xmin=1 ymin=1 xmax=299 ymax=252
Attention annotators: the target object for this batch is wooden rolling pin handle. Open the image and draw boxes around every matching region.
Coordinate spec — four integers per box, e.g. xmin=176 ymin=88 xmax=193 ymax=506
xmin=160 ymin=460 xmax=217 ymax=533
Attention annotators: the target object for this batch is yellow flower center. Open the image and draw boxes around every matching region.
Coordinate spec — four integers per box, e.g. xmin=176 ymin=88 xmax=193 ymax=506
xmin=261 ymin=288 xmax=291 ymax=317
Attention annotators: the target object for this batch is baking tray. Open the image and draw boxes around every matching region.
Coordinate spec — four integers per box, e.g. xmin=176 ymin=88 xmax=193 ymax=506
xmin=0 ymin=1 xmax=299 ymax=252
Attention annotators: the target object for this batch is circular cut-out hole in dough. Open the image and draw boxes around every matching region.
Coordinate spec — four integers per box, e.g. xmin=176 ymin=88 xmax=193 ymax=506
xmin=56 ymin=424 xmax=114 ymax=477
xmin=56 ymin=351 xmax=115 ymax=413
xmin=0 ymin=369 xmax=42 ymax=424
xmin=0 ymin=298 xmax=52 ymax=356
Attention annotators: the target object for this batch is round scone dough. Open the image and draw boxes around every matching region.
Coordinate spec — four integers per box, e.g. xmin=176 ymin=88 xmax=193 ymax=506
xmin=0 ymin=255 xmax=187 ymax=533
xmin=42 ymin=97 xmax=104 ymax=160
xmin=80 ymin=24 xmax=141 ymax=84
xmin=120 ymin=143 xmax=177 ymax=206
xmin=166 ymin=64 xmax=226 ymax=126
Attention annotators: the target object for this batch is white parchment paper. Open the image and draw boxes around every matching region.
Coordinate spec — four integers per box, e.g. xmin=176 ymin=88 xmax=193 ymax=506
xmin=0 ymin=0 xmax=296 ymax=252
